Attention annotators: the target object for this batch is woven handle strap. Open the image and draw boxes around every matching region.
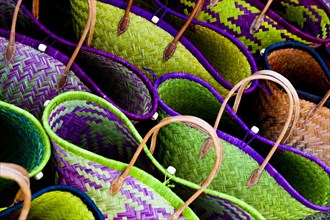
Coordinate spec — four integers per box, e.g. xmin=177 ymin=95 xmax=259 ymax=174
xmin=6 ymin=0 xmax=96 ymax=89
xmin=110 ymin=115 xmax=223 ymax=220
xmin=0 ymin=162 xmax=31 ymax=220
xmin=213 ymin=70 xmax=300 ymax=188
xmin=118 ymin=0 xmax=205 ymax=61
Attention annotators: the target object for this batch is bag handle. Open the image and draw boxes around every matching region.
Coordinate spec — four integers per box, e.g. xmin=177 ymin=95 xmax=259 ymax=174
xmin=213 ymin=70 xmax=300 ymax=188
xmin=6 ymin=0 xmax=96 ymax=89
xmin=110 ymin=115 xmax=223 ymax=220
xmin=0 ymin=162 xmax=31 ymax=220
xmin=250 ymin=0 xmax=274 ymax=34
xmin=305 ymin=89 xmax=330 ymax=122
xmin=118 ymin=0 xmax=205 ymax=61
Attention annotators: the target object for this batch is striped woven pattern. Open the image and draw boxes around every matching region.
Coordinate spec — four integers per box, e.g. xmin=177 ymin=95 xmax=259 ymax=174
xmin=42 ymin=92 xmax=198 ymax=219
xmin=159 ymin=0 xmax=330 ymax=59
xmin=70 ymin=0 xmax=256 ymax=96
xmin=154 ymin=74 xmax=330 ymax=219
xmin=0 ymin=186 xmax=103 ymax=219
xmin=256 ymin=82 xmax=330 ymax=166
xmin=0 ymin=101 xmax=50 ymax=202
xmin=76 ymin=51 xmax=154 ymax=119
xmin=0 ymin=36 xmax=91 ymax=119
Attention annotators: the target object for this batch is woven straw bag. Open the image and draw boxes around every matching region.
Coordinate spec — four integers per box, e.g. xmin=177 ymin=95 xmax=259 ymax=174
xmin=254 ymin=41 xmax=330 ymax=165
xmin=41 ymin=91 xmax=226 ymax=219
xmin=68 ymin=0 xmax=258 ymax=96
xmin=0 ymin=0 xmax=158 ymax=122
xmin=0 ymin=101 xmax=50 ymax=206
xmin=0 ymin=163 xmax=104 ymax=220
xmin=0 ymin=0 xmax=97 ymax=119
xmin=154 ymin=0 xmax=330 ymax=62
xmin=153 ymin=71 xmax=330 ymax=219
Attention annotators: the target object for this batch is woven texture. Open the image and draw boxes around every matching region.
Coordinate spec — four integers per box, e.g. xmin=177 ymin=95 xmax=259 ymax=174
xmin=158 ymin=0 xmax=330 ymax=60
xmin=0 ymin=0 xmax=158 ymax=122
xmin=154 ymin=73 xmax=330 ymax=219
xmin=256 ymin=82 xmax=330 ymax=166
xmin=0 ymin=34 xmax=91 ymax=119
xmin=69 ymin=0 xmax=257 ymax=96
xmin=42 ymin=91 xmax=198 ymax=220
xmin=0 ymin=101 xmax=50 ymax=197
xmin=74 ymin=50 xmax=156 ymax=121
xmin=0 ymin=186 xmax=103 ymax=219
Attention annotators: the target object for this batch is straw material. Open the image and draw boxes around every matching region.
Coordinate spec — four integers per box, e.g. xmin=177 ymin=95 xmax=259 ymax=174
xmin=0 ymin=101 xmax=50 ymax=197
xmin=159 ymin=0 xmax=330 ymax=58
xmin=0 ymin=35 xmax=91 ymax=119
xmin=0 ymin=186 xmax=103 ymax=219
xmin=256 ymin=82 xmax=330 ymax=165
xmin=70 ymin=0 xmax=256 ymax=96
xmin=42 ymin=91 xmax=198 ymax=219
xmin=74 ymin=50 xmax=156 ymax=121
xmin=154 ymin=73 xmax=329 ymax=219
xmin=0 ymin=0 xmax=158 ymax=122
xmin=267 ymin=48 xmax=330 ymax=96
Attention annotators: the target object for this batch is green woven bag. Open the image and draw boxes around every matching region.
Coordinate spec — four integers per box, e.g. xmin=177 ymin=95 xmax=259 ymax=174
xmin=69 ymin=0 xmax=258 ymax=96
xmin=152 ymin=71 xmax=330 ymax=219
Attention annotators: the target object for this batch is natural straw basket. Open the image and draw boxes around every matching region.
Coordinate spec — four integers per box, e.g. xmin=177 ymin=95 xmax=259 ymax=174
xmin=153 ymin=71 xmax=330 ymax=219
xmin=258 ymin=41 xmax=330 ymax=165
xmin=69 ymin=0 xmax=258 ymax=96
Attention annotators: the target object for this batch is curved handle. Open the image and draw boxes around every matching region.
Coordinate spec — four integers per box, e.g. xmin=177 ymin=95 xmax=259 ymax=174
xmin=6 ymin=0 xmax=96 ymax=89
xmin=0 ymin=162 xmax=31 ymax=220
xmin=118 ymin=0 xmax=205 ymax=61
xmin=213 ymin=70 xmax=300 ymax=188
xmin=110 ymin=115 xmax=223 ymax=220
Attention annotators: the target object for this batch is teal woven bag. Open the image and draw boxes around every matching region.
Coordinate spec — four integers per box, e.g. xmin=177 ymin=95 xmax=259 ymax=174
xmin=0 ymin=101 xmax=50 ymax=206
xmin=152 ymin=71 xmax=330 ymax=219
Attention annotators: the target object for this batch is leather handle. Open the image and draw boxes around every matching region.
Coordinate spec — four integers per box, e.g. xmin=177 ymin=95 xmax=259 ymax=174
xmin=305 ymin=89 xmax=330 ymax=123
xmin=110 ymin=115 xmax=223 ymax=220
xmin=213 ymin=70 xmax=300 ymax=188
xmin=32 ymin=0 xmax=39 ymax=19
xmin=250 ymin=0 xmax=274 ymax=34
xmin=6 ymin=0 xmax=96 ymax=89
xmin=119 ymin=0 xmax=205 ymax=61
xmin=0 ymin=162 xmax=31 ymax=220
xmin=57 ymin=0 xmax=96 ymax=89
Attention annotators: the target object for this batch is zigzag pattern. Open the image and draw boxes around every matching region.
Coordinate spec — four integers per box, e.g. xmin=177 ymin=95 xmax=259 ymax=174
xmin=0 ymin=37 xmax=91 ymax=119
xmin=52 ymin=144 xmax=183 ymax=220
xmin=48 ymin=100 xmax=140 ymax=164
xmin=169 ymin=0 xmax=329 ymax=59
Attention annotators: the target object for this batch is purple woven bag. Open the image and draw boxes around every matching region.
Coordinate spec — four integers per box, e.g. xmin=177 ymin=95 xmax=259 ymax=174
xmin=41 ymin=91 xmax=226 ymax=219
xmin=0 ymin=0 xmax=158 ymax=122
xmin=0 ymin=0 xmax=97 ymax=119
